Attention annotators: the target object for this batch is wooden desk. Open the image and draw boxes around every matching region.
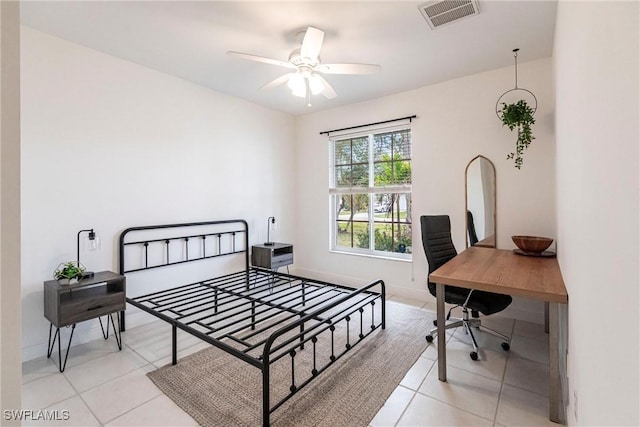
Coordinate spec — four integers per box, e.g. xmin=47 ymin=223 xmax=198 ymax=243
xmin=429 ymin=247 xmax=568 ymax=423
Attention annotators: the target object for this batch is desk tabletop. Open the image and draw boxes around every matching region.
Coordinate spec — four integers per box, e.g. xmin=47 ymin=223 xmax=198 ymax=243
xmin=429 ymin=247 xmax=568 ymax=303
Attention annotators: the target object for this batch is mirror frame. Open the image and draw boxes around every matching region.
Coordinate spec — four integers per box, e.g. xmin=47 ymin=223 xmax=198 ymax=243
xmin=464 ymin=155 xmax=496 ymax=248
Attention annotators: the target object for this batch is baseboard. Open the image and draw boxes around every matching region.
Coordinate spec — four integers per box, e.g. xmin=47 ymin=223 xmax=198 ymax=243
xmin=290 ymin=267 xmax=365 ymax=288
xmin=290 ymin=267 xmax=430 ymax=301
xmin=385 ymin=285 xmax=431 ymax=302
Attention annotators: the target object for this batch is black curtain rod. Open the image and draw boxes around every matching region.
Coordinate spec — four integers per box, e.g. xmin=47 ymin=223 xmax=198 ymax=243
xmin=319 ymin=115 xmax=417 ymax=136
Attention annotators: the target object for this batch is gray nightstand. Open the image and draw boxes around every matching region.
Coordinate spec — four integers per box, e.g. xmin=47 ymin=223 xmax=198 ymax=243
xmin=44 ymin=271 xmax=125 ymax=371
xmin=251 ymin=243 xmax=293 ymax=272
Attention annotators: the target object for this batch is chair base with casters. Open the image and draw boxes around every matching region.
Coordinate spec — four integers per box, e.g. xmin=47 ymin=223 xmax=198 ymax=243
xmin=425 ymin=303 xmax=511 ymax=360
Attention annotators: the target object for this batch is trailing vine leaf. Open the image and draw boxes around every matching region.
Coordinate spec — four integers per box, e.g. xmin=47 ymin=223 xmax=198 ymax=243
xmin=500 ymin=100 xmax=535 ymax=169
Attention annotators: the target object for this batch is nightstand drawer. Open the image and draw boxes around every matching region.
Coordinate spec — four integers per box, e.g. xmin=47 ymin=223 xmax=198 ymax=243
xmin=271 ymin=253 xmax=294 ymax=269
xmin=58 ymin=292 xmax=125 ymax=326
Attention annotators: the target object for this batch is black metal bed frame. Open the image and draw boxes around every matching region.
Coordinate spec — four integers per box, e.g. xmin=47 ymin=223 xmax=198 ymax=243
xmin=118 ymin=219 xmax=386 ymax=427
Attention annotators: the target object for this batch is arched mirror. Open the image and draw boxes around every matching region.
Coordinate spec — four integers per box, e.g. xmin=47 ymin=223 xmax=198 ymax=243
xmin=465 ymin=155 xmax=496 ymax=248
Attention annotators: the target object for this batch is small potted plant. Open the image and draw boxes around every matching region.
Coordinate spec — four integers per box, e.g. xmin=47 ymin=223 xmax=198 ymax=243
xmin=54 ymin=261 xmax=85 ymax=285
xmin=500 ymin=99 xmax=535 ymax=169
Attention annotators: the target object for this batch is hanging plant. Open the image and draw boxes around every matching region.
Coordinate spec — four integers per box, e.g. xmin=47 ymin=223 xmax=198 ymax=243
xmin=500 ymin=100 xmax=535 ymax=169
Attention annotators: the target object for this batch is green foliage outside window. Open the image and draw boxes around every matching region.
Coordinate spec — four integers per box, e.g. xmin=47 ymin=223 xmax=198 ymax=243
xmin=356 ymin=225 xmax=413 ymax=253
xmin=331 ymin=128 xmax=412 ymax=256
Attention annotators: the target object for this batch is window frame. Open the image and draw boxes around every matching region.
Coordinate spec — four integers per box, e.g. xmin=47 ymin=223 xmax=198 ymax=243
xmin=328 ymin=124 xmax=412 ymax=260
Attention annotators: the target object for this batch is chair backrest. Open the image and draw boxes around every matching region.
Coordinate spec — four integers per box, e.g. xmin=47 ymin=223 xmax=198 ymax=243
xmin=466 ymin=210 xmax=479 ymax=246
xmin=420 ymin=215 xmax=458 ymax=280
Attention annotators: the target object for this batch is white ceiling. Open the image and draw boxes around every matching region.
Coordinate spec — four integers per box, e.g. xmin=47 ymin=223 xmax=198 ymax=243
xmin=20 ymin=1 xmax=557 ymax=116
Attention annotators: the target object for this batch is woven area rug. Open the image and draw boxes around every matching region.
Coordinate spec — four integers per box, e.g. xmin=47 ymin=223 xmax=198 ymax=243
xmin=147 ymin=301 xmax=434 ymax=427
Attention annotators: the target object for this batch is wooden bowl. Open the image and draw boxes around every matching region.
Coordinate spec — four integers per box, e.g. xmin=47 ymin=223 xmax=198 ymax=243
xmin=511 ymin=235 xmax=553 ymax=253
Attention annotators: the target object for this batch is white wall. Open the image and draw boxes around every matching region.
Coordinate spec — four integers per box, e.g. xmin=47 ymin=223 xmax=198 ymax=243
xmin=20 ymin=27 xmax=296 ymax=361
xmin=554 ymin=1 xmax=639 ymax=425
xmin=294 ymin=58 xmax=556 ymax=323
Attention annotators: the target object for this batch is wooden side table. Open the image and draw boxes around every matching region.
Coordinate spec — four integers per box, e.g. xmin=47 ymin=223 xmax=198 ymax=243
xmin=44 ymin=271 xmax=126 ymax=372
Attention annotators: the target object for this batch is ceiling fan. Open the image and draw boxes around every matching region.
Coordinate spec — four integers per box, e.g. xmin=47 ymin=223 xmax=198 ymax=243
xmin=228 ymin=27 xmax=381 ymax=106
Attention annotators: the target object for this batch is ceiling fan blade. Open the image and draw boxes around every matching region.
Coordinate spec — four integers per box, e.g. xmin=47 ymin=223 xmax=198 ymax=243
xmin=315 ymin=75 xmax=337 ymax=99
xmin=227 ymin=51 xmax=296 ymax=69
xmin=316 ymin=63 xmax=381 ymax=75
xmin=300 ymin=27 xmax=324 ymax=62
xmin=261 ymin=73 xmax=295 ymax=90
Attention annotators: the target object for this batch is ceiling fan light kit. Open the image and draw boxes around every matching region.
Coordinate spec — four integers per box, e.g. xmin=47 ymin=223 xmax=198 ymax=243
xmin=288 ymin=72 xmax=324 ymax=96
xmin=228 ymin=26 xmax=381 ymax=106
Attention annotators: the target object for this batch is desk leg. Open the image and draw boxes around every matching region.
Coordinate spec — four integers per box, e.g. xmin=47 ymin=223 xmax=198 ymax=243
xmin=544 ymin=301 xmax=550 ymax=334
xmin=436 ymin=283 xmax=447 ymax=382
xmin=549 ymin=302 xmax=562 ymax=423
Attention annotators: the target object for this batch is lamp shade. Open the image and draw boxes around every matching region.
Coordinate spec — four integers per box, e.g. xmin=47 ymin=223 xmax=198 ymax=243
xmin=84 ymin=235 xmax=101 ymax=251
xmin=288 ymin=73 xmax=305 ymax=97
xmin=288 ymin=72 xmax=324 ymax=98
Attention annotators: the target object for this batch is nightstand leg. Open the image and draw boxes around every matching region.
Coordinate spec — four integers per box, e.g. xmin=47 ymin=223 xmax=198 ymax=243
xmin=47 ymin=323 xmax=76 ymax=373
xmin=98 ymin=315 xmax=123 ymax=350
xmin=269 ymin=271 xmax=275 ymax=292
xmin=109 ymin=313 xmax=122 ymax=350
xmin=286 ymin=266 xmax=293 ymax=287
xmin=47 ymin=324 xmax=56 ymax=358
xmin=99 ymin=316 xmax=110 ymax=339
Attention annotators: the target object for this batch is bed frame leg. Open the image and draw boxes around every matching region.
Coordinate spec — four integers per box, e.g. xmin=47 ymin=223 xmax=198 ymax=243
xmin=172 ymin=323 xmax=177 ymax=365
xmin=251 ymin=301 xmax=256 ymax=331
xmin=262 ymin=365 xmax=270 ymax=427
xmin=381 ymin=280 xmax=386 ymax=330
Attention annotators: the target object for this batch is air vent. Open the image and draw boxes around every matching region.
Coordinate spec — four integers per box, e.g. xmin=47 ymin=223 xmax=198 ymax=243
xmin=418 ymin=0 xmax=480 ymax=30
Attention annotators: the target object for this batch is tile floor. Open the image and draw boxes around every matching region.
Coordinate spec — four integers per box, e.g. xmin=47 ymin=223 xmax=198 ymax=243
xmin=22 ymin=295 xmax=560 ymax=426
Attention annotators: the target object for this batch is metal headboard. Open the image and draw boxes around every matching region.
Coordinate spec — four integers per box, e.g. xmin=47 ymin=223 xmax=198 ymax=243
xmin=118 ymin=219 xmax=250 ymax=275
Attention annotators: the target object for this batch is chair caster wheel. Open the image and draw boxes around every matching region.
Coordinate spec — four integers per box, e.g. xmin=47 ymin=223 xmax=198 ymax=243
xmin=470 ymin=352 xmax=478 ymax=361
xmin=432 ymin=320 xmax=437 ymax=327
xmin=501 ymin=342 xmax=511 ymax=351
xmin=426 ymin=335 xmax=434 ymax=343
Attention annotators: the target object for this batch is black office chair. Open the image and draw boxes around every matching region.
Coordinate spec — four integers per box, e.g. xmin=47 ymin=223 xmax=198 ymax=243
xmin=466 ymin=210 xmax=479 ymax=246
xmin=420 ymin=215 xmax=512 ymax=360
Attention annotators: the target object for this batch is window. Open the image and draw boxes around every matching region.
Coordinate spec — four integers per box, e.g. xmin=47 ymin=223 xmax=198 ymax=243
xmin=329 ymin=127 xmax=412 ymax=259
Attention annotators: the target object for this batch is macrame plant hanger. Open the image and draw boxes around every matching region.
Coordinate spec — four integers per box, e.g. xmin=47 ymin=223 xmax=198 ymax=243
xmin=495 ymin=48 xmax=538 ymax=119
